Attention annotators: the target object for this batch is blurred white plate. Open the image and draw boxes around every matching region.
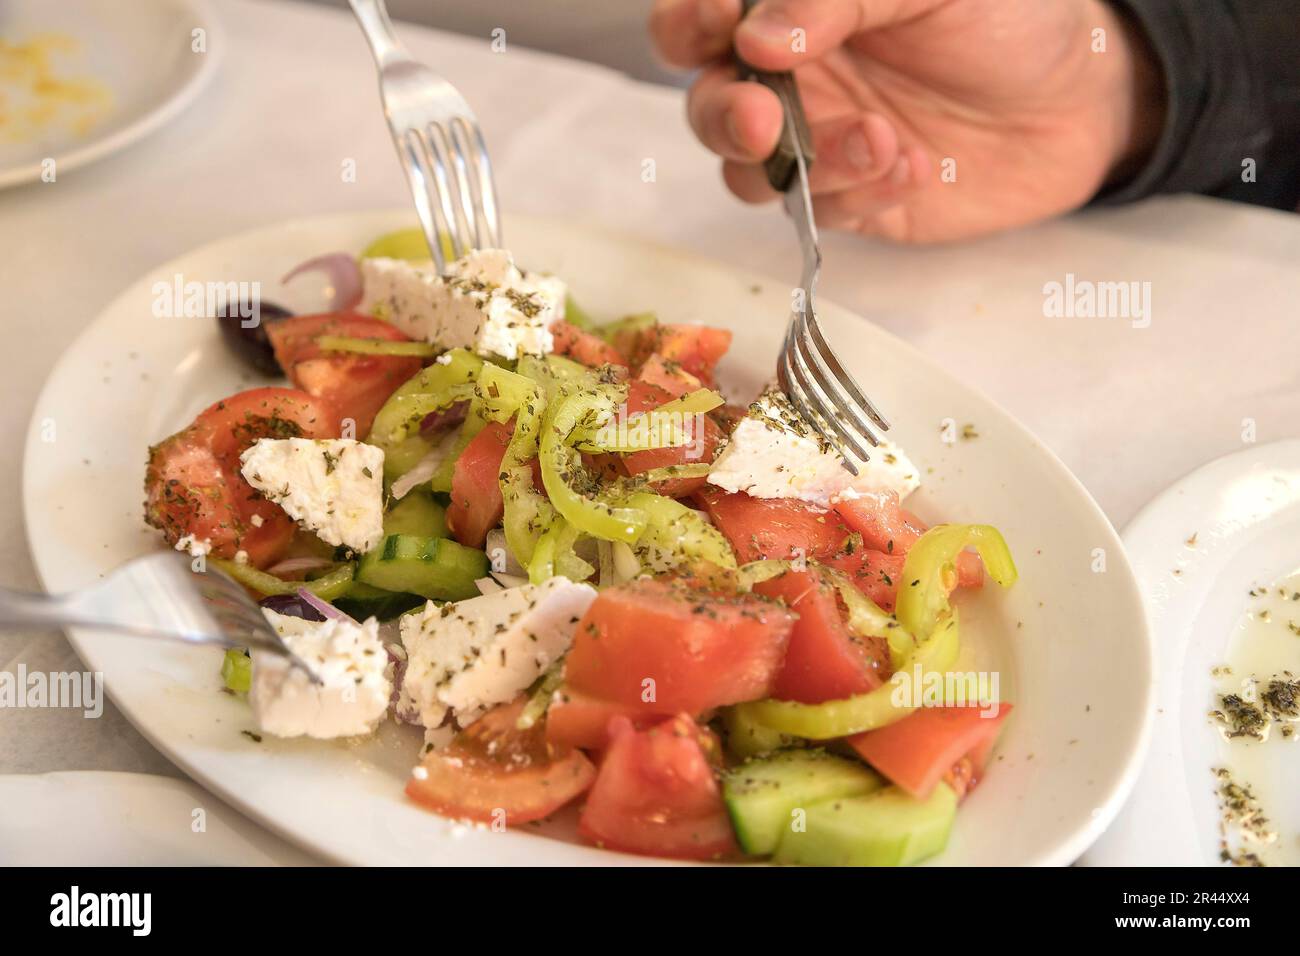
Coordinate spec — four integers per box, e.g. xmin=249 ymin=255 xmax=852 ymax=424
xmin=22 ymin=211 xmax=1153 ymax=865
xmin=0 ymin=0 xmax=220 ymax=189
xmin=0 ymin=772 xmax=319 ymax=865
xmin=1082 ymin=440 xmax=1300 ymax=866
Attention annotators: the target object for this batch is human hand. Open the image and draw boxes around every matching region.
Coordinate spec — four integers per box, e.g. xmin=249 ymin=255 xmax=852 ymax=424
xmin=649 ymin=0 xmax=1163 ymax=242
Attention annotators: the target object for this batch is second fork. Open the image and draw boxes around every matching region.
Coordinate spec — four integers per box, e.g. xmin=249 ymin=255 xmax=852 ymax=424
xmin=349 ymin=0 xmax=502 ymax=274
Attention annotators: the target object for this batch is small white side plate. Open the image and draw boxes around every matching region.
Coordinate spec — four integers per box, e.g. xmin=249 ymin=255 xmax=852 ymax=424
xmin=0 ymin=0 xmax=221 ymax=190
xmin=1081 ymin=439 xmax=1300 ymax=866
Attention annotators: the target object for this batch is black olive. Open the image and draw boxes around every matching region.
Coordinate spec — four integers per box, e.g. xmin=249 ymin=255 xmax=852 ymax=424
xmin=216 ymin=299 xmax=292 ymax=376
xmin=259 ymin=593 xmax=326 ymax=622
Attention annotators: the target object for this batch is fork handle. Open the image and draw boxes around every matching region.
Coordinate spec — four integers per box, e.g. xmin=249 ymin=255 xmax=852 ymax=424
xmin=0 ymin=587 xmax=76 ymax=629
xmin=0 ymin=584 xmax=236 ymax=651
xmin=348 ymin=0 xmax=405 ymax=67
xmin=734 ymin=0 xmax=816 ymax=192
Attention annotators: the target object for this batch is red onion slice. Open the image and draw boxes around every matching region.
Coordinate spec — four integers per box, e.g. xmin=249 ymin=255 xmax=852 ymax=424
xmin=420 ymin=401 xmax=468 ymax=436
xmin=295 ymin=586 xmax=357 ymax=624
xmin=265 ymin=556 xmax=336 ymax=578
xmin=475 ymin=576 xmax=505 ymax=596
xmin=490 ymin=571 xmax=529 ymax=590
xmin=281 ymin=253 xmax=363 ymax=311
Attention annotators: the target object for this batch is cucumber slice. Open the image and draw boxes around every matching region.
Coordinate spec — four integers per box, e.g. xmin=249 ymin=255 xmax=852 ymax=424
xmin=384 ymin=490 xmax=448 ymax=539
xmin=356 ymin=534 xmax=487 ymax=601
xmin=723 ymin=750 xmax=882 ymax=856
xmin=221 ymin=648 xmax=251 ymax=693
xmin=333 ymin=581 xmax=425 ymax=621
xmin=722 ymin=705 xmax=803 ymax=760
xmin=773 ymin=783 xmax=958 ymax=867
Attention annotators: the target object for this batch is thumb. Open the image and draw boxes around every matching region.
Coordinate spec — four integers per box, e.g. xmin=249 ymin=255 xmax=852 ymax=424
xmin=735 ymin=0 xmax=940 ymax=69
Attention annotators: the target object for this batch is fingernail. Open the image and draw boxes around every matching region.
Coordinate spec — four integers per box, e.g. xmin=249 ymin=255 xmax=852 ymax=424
xmin=739 ymin=9 xmax=793 ymax=46
xmin=843 ymin=127 xmax=873 ymax=171
xmin=890 ymin=156 xmax=912 ymax=186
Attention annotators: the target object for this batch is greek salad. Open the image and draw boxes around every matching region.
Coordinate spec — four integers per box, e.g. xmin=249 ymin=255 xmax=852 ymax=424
xmin=143 ymin=228 xmax=1019 ymax=865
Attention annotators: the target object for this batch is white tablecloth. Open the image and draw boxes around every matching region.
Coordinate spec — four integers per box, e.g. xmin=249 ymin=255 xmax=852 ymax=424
xmin=3 ymin=0 xmax=1298 ymax=864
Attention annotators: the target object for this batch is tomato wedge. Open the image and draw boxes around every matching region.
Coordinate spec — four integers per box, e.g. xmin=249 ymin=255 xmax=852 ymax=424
xmin=833 ymin=491 xmax=925 ymax=555
xmin=446 ymin=419 xmax=513 ymax=549
xmin=201 ymin=386 xmax=341 ymax=463
xmin=755 ymin=569 xmax=888 ymax=703
xmin=550 ymin=319 xmax=626 ymax=368
xmin=545 ymin=686 xmax=659 ymax=750
xmin=844 ymin=703 xmax=1013 ymax=800
xmin=267 ymin=312 xmax=422 ymax=436
xmin=564 ymin=577 xmax=795 ymax=715
xmin=636 ymin=354 xmax=701 ymax=398
xmin=695 ymin=487 xmax=853 ymax=563
xmin=654 ymin=324 xmax=731 ymax=382
xmin=144 ymin=387 xmax=340 ymax=566
xmin=604 ymin=319 xmax=659 ymax=372
xmin=406 ymin=697 xmax=597 ymax=825
xmin=578 ymin=714 xmax=737 ymax=860
xmin=617 ymin=380 xmax=722 ymax=497
xmin=835 ymin=492 xmax=984 ymax=589
xmin=823 ymin=547 xmax=907 ymax=612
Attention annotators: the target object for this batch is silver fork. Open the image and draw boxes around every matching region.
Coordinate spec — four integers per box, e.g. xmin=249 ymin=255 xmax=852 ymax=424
xmin=736 ymin=5 xmax=890 ymax=473
xmin=349 ymin=0 xmax=502 ymax=274
xmin=0 ymin=552 xmax=321 ymax=682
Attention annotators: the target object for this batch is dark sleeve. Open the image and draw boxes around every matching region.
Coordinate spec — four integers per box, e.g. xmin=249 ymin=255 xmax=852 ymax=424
xmin=1096 ymin=0 xmax=1300 ymax=211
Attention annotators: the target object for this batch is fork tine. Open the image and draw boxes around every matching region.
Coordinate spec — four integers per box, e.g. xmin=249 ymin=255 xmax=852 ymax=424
xmin=785 ymin=361 xmax=867 ymax=472
xmin=445 ymin=119 xmax=482 ymax=251
xmin=396 ymin=129 xmax=450 ymax=274
xmin=409 ymin=126 xmax=467 ymax=266
xmin=779 ymin=326 xmax=866 ymax=475
xmin=197 ymin=566 xmax=324 ymax=684
xmin=791 ymin=310 xmax=881 ymax=457
xmin=788 ymin=316 xmax=879 ymax=460
xmin=427 ymin=121 xmax=475 ymax=260
xmin=799 ymin=308 xmax=892 ymax=433
xmin=451 ymin=116 xmax=501 ymax=249
xmin=779 ymin=366 xmax=860 ymax=477
xmin=350 ymin=0 xmax=505 ymax=263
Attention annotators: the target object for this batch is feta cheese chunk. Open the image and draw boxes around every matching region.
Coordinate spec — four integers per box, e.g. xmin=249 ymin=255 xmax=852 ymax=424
xmin=174 ymin=534 xmax=211 ymax=558
xmin=398 ymin=577 xmax=597 ymax=737
xmin=708 ymin=385 xmax=920 ymax=507
xmin=250 ymin=609 xmax=392 ymax=739
xmin=843 ymin=438 xmax=921 ymax=501
xmin=708 ymin=386 xmax=853 ymax=506
xmin=359 ymin=248 xmax=565 ymax=360
xmin=240 ymin=438 xmax=385 ymax=552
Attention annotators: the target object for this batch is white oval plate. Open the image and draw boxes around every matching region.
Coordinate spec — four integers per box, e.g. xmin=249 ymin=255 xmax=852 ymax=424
xmin=23 ymin=211 xmax=1153 ymax=865
xmin=1081 ymin=439 xmax=1300 ymax=866
xmin=0 ymin=0 xmax=220 ymax=190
